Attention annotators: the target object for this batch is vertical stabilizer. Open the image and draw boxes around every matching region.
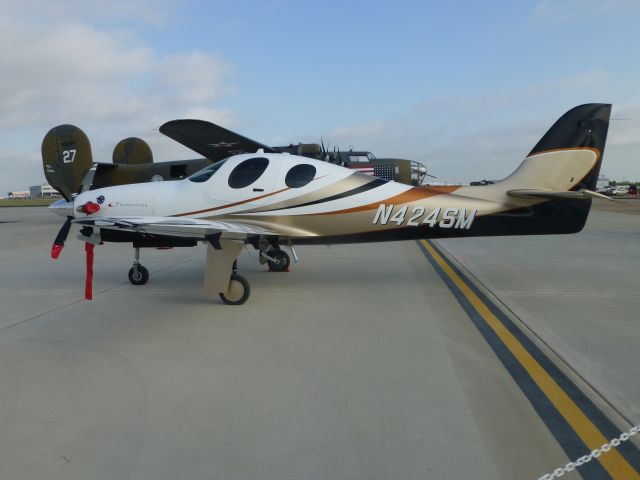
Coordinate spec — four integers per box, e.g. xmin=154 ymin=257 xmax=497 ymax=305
xmin=41 ymin=125 xmax=94 ymax=201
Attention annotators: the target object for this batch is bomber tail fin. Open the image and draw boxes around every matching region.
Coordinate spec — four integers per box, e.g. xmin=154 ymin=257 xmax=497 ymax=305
xmin=41 ymin=125 xmax=94 ymax=201
xmin=112 ymin=137 xmax=153 ymax=165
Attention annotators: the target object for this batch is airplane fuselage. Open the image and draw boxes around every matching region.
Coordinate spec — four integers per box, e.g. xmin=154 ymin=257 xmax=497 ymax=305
xmin=71 ymin=148 xmax=599 ymax=244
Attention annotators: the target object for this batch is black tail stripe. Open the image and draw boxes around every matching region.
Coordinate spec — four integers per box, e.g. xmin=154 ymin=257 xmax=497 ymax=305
xmin=261 ymin=178 xmax=388 ymax=212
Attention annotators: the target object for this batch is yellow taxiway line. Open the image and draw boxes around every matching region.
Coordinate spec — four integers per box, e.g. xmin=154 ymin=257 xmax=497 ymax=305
xmin=420 ymin=239 xmax=640 ymax=480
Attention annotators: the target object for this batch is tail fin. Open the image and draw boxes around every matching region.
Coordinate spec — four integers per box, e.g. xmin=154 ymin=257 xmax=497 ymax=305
xmin=474 ymin=104 xmax=611 ymax=236
xmin=41 ymin=125 xmax=94 ymax=201
xmin=503 ymin=103 xmax=611 ymax=193
xmin=528 ymin=103 xmax=610 ymax=190
xmin=112 ymin=137 xmax=153 ymax=165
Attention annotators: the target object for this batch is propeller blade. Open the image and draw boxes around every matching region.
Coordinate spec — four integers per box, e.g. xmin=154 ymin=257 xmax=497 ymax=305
xmin=51 ymin=216 xmax=72 ymax=259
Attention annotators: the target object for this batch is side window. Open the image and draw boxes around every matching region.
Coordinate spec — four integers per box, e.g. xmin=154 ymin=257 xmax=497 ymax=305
xmin=228 ymin=157 xmax=269 ymax=189
xmin=285 ymin=164 xmax=316 ymax=188
xmin=188 ymin=160 xmax=227 ymax=183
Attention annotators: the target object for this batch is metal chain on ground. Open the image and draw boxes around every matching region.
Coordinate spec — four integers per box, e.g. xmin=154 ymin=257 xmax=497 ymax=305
xmin=537 ymin=424 xmax=640 ymax=480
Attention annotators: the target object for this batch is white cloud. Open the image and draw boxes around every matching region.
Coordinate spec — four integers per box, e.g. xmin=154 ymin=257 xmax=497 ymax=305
xmin=606 ymin=103 xmax=640 ymax=147
xmin=161 ymin=52 xmax=236 ymax=104
xmin=324 ymin=70 xmax=639 ymax=183
xmin=0 ymin=2 xmax=235 ymax=192
xmin=0 ymin=0 xmax=178 ymax=27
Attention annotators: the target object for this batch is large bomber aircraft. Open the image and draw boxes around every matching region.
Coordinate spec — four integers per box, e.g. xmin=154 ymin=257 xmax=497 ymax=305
xmin=48 ymin=104 xmax=611 ymax=305
xmin=43 ymin=120 xmax=427 ymax=202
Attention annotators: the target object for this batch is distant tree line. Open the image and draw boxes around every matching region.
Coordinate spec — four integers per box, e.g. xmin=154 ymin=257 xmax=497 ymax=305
xmin=608 ymin=180 xmax=638 ymax=186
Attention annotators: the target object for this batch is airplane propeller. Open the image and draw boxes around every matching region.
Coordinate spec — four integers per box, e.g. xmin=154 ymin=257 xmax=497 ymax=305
xmin=49 ymin=163 xmax=100 ymax=259
xmin=51 ymin=216 xmax=73 ymax=259
xmin=49 ymin=164 xmax=101 ymax=300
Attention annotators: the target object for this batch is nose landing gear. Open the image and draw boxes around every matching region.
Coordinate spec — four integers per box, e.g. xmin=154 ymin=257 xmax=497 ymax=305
xmin=128 ymin=247 xmax=149 ymax=285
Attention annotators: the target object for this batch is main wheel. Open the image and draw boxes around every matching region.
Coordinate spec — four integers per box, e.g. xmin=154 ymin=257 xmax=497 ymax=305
xmin=219 ymin=273 xmax=250 ymax=305
xmin=128 ymin=265 xmax=149 ymax=285
xmin=267 ymin=250 xmax=290 ymax=272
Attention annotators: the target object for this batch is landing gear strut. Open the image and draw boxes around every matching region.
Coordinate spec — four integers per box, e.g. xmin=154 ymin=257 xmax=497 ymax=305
xmin=204 ymin=240 xmax=251 ymax=305
xmin=128 ymin=247 xmax=149 ymax=285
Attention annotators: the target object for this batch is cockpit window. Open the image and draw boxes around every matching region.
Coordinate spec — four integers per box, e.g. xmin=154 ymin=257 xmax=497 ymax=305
xmin=285 ymin=164 xmax=316 ymax=188
xmin=228 ymin=157 xmax=269 ymax=189
xmin=188 ymin=160 xmax=227 ymax=183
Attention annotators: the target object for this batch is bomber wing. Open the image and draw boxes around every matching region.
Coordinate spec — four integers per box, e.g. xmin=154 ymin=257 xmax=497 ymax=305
xmin=159 ymin=119 xmax=278 ymax=161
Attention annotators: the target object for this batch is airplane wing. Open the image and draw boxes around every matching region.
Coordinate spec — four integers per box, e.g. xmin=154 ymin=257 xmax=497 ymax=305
xmin=159 ymin=119 xmax=278 ymax=161
xmin=73 ymin=216 xmax=279 ymax=240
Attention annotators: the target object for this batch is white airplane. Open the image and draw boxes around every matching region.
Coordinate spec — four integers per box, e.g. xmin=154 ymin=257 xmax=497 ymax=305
xmin=49 ymin=104 xmax=612 ymax=304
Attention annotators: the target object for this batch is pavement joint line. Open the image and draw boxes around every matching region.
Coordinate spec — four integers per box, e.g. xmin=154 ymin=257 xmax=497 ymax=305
xmin=0 ymin=253 xmax=201 ymax=335
xmin=417 ymin=239 xmax=640 ymax=480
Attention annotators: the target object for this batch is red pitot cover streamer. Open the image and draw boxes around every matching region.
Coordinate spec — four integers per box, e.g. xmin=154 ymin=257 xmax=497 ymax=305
xmin=85 ymin=242 xmax=94 ymax=300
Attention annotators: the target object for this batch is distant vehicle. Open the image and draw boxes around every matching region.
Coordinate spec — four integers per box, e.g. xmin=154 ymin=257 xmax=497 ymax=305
xmin=470 ymin=179 xmax=495 ymax=186
xmin=612 ymin=185 xmax=630 ymax=196
xmin=596 ymin=186 xmax=614 ymax=196
xmin=628 ymin=185 xmax=638 ymax=195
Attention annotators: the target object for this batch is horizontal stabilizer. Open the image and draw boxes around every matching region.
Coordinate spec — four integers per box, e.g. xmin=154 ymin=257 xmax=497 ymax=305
xmin=507 ymin=189 xmax=612 ymax=201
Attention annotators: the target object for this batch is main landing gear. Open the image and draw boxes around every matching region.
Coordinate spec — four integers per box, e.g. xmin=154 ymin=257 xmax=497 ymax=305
xmin=250 ymin=236 xmax=296 ymax=273
xmin=219 ymin=261 xmax=250 ymax=305
xmin=124 ymin=238 xmax=284 ymax=305
xmin=128 ymin=247 xmax=149 ymax=286
xmin=203 ymin=238 xmax=251 ymax=306
xmin=260 ymin=248 xmax=291 ymax=272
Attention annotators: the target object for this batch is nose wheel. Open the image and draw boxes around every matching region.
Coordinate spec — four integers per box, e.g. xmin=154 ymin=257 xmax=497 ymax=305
xmin=128 ymin=247 xmax=149 ymax=285
xmin=128 ymin=265 xmax=149 ymax=285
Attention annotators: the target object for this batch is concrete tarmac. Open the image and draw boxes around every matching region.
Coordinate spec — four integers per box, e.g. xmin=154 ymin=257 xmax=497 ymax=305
xmin=437 ymin=199 xmax=640 ymax=424
xmin=0 ymin=204 xmax=634 ymax=480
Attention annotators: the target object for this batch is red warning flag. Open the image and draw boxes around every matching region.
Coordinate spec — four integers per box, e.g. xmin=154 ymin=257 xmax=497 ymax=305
xmin=85 ymin=242 xmax=94 ymax=300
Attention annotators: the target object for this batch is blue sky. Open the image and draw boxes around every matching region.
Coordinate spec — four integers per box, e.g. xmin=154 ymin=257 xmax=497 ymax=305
xmin=1 ymin=0 xmax=640 ymax=192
